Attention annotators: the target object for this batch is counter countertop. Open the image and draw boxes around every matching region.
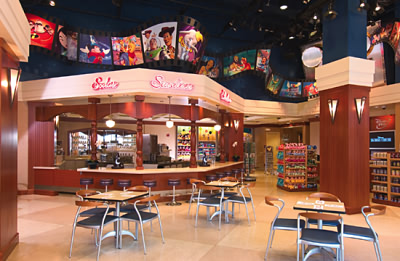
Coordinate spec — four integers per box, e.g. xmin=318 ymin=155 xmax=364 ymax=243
xmin=33 ymin=166 xmax=60 ymax=170
xmin=76 ymin=161 xmax=244 ymax=175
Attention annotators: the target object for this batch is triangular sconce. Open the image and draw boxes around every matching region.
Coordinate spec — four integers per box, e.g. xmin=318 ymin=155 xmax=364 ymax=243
xmin=328 ymin=99 xmax=338 ymax=124
xmin=354 ymin=96 xmax=366 ymax=124
xmin=8 ymin=68 xmax=21 ymax=106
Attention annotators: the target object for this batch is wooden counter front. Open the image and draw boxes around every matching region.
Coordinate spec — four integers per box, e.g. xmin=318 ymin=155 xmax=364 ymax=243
xmin=34 ymin=162 xmax=244 ymax=192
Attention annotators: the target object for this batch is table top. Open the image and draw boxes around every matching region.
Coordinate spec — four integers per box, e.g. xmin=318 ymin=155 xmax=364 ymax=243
xmin=206 ymin=181 xmax=239 ymax=188
xmin=84 ymin=190 xmax=148 ymax=202
xmin=293 ymin=199 xmax=346 ymax=214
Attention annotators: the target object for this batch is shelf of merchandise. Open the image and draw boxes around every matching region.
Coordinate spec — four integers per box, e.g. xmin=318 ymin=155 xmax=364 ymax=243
xmin=177 ymin=126 xmax=191 ymax=161
xmin=244 ymin=142 xmax=256 ymax=174
xmin=370 ymin=152 xmax=400 ymax=207
xmin=197 ymin=141 xmax=216 ymax=160
xmin=70 ymin=132 xmax=89 ymax=156
xmin=276 ymin=144 xmax=318 ymax=192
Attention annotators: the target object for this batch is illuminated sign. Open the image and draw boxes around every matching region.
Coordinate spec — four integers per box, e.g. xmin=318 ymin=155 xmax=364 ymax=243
xmin=370 ymin=115 xmax=395 ymax=131
xmin=369 ymin=131 xmax=395 ymax=149
xmin=92 ymin=77 xmax=119 ymax=91
xmin=150 ymin=75 xmax=194 ymax=91
xmin=220 ymin=89 xmax=232 ymax=103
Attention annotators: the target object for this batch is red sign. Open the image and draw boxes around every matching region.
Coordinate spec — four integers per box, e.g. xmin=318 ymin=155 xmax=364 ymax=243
xmin=150 ymin=75 xmax=194 ymax=91
xmin=92 ymin=77 xmax=119 ymax=91
xmin=220 ymin=89 xmax=232 ymax=103
xmin=370 ymin=115 xmax=395 ymax=131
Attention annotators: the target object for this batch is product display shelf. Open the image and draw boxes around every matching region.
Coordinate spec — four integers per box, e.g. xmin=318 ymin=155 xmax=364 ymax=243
xmin=276 ymin=144 xmax=318 ymax=192
xmin=370 ymin=152 xmax=400 ymax=207
xmin=70 ymin=132 xmax=89 ymax=156
xmin=197 ymin=141 xmax=216 ymax=160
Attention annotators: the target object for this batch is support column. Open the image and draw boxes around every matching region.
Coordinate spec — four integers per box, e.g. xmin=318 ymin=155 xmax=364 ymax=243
xmin=88 ymin=98 xmax=100 ymax=161
xmin=317 ymin=57 xmax=375 ymax=214
xmin=189 ymin=99 xmax=198 ymax=168
xmin=219 ymin=109 xmax=226 ymax=163
xmin=136 ymin=119 xmax=144 ymax=170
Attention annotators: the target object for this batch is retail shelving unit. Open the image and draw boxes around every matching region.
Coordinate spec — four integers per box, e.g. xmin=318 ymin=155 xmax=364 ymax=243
xmin=176 ymin=126 xmax=191 ymax=161
xmin=277 ymin=143 xmax=319 ymax=192
xmin=70 ymin=131 xmax=89 ymax=156
xmin=370 ymin=152 xmax=400 ymax=207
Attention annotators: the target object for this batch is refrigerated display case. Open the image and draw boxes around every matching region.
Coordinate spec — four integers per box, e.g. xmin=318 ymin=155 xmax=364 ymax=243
xmin=177 ymin=126 xmax=191 ymax=161
xmin=198 ymin=126 xmax=217 ymax=160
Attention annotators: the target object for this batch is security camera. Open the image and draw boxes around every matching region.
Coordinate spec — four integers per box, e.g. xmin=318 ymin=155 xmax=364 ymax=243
xmin=382 ymin=105 xmax=386 ymax=110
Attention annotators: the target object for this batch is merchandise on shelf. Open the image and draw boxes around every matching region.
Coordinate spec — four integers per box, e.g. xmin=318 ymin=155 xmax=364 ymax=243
xmin=177 ymin=126 xmax=191 ymax=161
xmin=244 ymin=142 xmax=256 ymax=173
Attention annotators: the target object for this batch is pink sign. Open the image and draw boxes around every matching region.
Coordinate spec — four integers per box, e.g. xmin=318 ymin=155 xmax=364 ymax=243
xmin=220 ymin=89 xmax=232 ymax=103
xmin=150 ymin=75 xmax=194 ymax=91
xmin=92 ymin=77 xmax=119 ymax=91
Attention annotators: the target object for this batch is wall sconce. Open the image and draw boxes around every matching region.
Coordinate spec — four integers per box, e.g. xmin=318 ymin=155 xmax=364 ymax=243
xmin=7 ymin=68 xmax=21 ymax=106
xmin=233 ymin=120 xmax=239 ymax=131
xmin=354 ymin=96 xmax=366 ymax=124
xmin=328 ymin=99 xmax=338 ymax=123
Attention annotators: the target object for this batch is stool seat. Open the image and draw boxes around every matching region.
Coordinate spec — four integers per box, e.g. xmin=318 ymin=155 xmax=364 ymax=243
xmin=80 ymin=178 xmax=93 ymax=185
xmin=216 ymin=172 xmax=225 ymax=179
xmin=206 ymin=174 xmax=217 ymax=181
xmin=118 ymin=179 xmax=131 ymax=188
xmin=224 ymin=171 xmax=233 ymax=177
xmin=232 ymin=169 xmax=241 ymax=175
xmin=168 ymin=179 xmax=181 ymax=186
xmin=100 ymin=178 xmax=113 ymax=186
xmin=187 ymin=178 xmax=192 ymax=185
xmin=143 ymin=180 xmax=157 ymax=187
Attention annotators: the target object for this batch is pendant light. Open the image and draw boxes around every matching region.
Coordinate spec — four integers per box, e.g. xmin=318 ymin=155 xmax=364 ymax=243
xmin=214 ymin=105 xmax=221 ymax=131
xmin=166 ymin=96 xmax=174 ymax=128
xmin=106 ymin=95 xmax=115 ymax=128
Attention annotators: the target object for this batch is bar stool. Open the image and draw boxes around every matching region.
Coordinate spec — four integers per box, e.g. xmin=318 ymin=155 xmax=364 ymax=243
xmin=232 ymin=169 xmax=241 ymax=179
xmin=206 ymin=174 xmax=217 ymax=182
xmin=166 ymin=179 xmax=181 ymax=206
xmin=80 ymin=178 xmax=93 ymax=190
xmin=118 ymin=179 xmax=131 ymax=191
xmin=216 ymin=172 xmax=225 ymax=179
xmin=224 ymin=171 xmax=233 ymax=177
xmin=143 ymin=180 xmax=157 ymax=198
xmin=99 ymin=178 xmax=113 ymax=192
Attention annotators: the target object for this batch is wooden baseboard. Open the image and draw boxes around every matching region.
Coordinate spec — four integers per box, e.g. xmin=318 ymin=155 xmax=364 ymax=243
xmin=277 ymin=185 xmax=318 ymax=192
xmin=17 ymin=189 xmax=35 ymax=195
xmin=34 ymin=189 xmax=59 ymax=196
xmin=0 ymin=233 xmax=19 ymax=261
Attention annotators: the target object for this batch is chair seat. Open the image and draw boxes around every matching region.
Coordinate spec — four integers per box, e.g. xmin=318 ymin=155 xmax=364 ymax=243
xmin=341 ymin=224 xmax=376 ymax=240
xmin=200 ymin=197 xmax=224 ymax=205
xmin=120 ymin=204 xmax=149 ymax=212
xmin=301 ymin=228 xmax=340 ymax=245
xmin=80 ymin=207 xmax=115 ymax=216
xmin=77 ymin=214 xmax=118 ymax=227
xmin=274 ymin=218 xmax=305 ymax=230
xmin=227 ymin=195 xmax=251 ymax=202
xmin=308 ymin=218 xmax=340 ymax=227
xmin=121 ymin=211 xmax=158 ymax=221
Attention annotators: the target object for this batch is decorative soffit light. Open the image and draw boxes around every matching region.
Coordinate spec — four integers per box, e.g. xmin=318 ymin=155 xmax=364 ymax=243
xmin=166 ymin=96 xmax=174 ymax=128
xmin=214 ymin=105 xmax=221 ymax=131
xmin=355 ymin=96 xmax=366 ymax=124
xmin=328 ymin=99 xmax=339 ymax=124
xmin=105 ymin=95 xmax=115 ymax=128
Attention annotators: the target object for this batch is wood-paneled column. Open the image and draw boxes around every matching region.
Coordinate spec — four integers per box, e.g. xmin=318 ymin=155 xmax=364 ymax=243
xmin=88 ymin=98 xmax=100 ymax=161
xmin=219 ymin=109 xmax=226 ymax=163
xmin=135 ymin=95 xmax=145 ymax=170
xmin=189 ymin=99 xmax=198 ymax=168
xmin=316 ymin=57 xmax=375 ymax=214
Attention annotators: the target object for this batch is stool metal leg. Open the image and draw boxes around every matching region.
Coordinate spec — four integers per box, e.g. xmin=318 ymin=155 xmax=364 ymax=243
xmin=105 ymin=186 xmax=108 ymax=192
xmin=166 ymin=185 xmax=182 ymax=206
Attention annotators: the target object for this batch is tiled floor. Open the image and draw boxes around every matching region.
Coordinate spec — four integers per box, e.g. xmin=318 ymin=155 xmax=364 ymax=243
xmin=8 ymin=171 xmax=400 ymax=261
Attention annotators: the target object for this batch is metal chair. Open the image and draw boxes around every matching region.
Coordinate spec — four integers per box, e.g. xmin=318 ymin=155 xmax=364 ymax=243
xmin=297 ymin=212 xmax=344 ymax=261
xmin=69 ymin=201 xmax=118 ymax=261
xmin=306 ymin=192 xmax=342 ymax=228
xmin=226 ymin=182 xmax=256 ymax=225
xmin=340 ymin=205 xmax=386 ymax=261
xmin=195 ymin=184 xmax=224 ymax=230
xmin=187 ymin=178 xmax=207 ymax=215
xmin=264 ymin=196 xmax=305 ymax=260
xmin=120 ymin=185 xmax=150 ymax=213
xmin=218 ymin=176 xmax=239 ymax=197
xmin=120 ymin=194 xmax=165 ymax=255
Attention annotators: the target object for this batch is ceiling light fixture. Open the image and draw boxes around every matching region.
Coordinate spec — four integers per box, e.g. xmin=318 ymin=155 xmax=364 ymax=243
xmin=280 ymin=0 xmax=288 ymax=10
xmin=328 ymin=99 xmax=339 ymax=124
xmin=325 ymin=1 xmax=338 ymax=20
xmin=49 ymin=1 xmax=55 ymax=6
xmin=375 ymin=3 xmax=382 ymax=12
xmin=232 ymin=26 xmax=237 ymax=32
xmin=265 ymin=0 xmax=271 ymax=7
xmin=166 ymin=96 xmax=174 ymax=128
xmin=359 ymin=0 xmax=366 ymax=8
xmin=289 ymin=35 xmax=295 ymax=40
xmin=355 ymin=97 xmax=366 ymax=123
xmin=313 ymin=13 xmax=318 ymax=20
xmin=257 ymin=1 xmax=263 ymax=13
xmin=105 ymin=95 xmax=115 ymax=128
xmin=258 ymin=25 xmax=263 ymax=32
xmin=214 ymin=105 xmax=221 ymax=132
xmin=228 ymin=21 xmax=234 ymax=27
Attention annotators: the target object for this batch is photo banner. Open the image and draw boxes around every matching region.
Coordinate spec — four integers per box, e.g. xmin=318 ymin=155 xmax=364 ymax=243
xmin=256 ymin=49 xmax=271 ymax=75
xmin=303 ymin=82 xmax=318 ymax=96
xmin=79 ymin=34 xmax=112 ymax=65
xmin=197 ymin=55 xmax=221 ymax=78
xmin=26 ymin=13 xmax=56 ymax=50
xmin=54 ymin=25 xmax=78 ymax=61
xmin=265 ymin=74 xmax=284 ymax=95
xmin=112 ymin=34 xmax=143 ymax=66
xmin=177 ymin=24 xmax=205 ymax=65
xmin=279 ymin=81 xmax=303 ymax=98
xmin=142 ymin=22 xmax=177 ymax=62
xmin=223 ymin=49 xmax=256 ymax=77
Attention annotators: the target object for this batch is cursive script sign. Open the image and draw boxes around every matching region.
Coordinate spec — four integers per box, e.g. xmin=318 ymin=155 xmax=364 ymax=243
xmin=220 ymin=89 xmax=232 ymax=103
xmin=92 ymin=77 xmax=119 ymax=91
xmin=150 ymin=75 xmax=194 ymax=91
xmin=370 ymin=115 xmax=395 ymax=131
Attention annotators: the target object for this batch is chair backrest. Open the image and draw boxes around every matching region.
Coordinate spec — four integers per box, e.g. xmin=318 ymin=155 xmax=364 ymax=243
xmin=75 ymin=200 xmax=104 ymax=207
xmin=219 ymin=177 xmax=239 ymax=182
xmin=134 ymin=194 xmax=161 ymax=216
xmin=361 ymin=205 xmax=386 ymax=240
xmin=197 ymin=184 xmax=220 ymax=192
xmin=75 ymin=189 xmax=99 ymax=200
xmin=307 ymin=192 xmax=341 ymax=202
xmin=127 ymin=185 xmax=149 ymax=192
xmin=265 ymin=196 xmax=285 ymax=225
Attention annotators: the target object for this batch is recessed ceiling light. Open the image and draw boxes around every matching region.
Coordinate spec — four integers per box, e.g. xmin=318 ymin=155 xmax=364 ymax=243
xmin=49 ymin=0 xmax=55 ymax=6
xmin=313 ymin=13 xmax=318 ymax=20
xmin=375 ymin=3 xmax=382 ymax=12
xmin=289 ymin=36 xmax=295 ymax=40
xmin=280 ymin=0 xmax=288 ymax=10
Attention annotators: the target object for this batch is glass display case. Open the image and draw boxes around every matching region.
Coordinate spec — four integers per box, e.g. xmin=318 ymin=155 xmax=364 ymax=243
xmin=198 ymin=126 xmax=217 ymax=160
xmin=177 ymin=126 xmax=191 ymax=161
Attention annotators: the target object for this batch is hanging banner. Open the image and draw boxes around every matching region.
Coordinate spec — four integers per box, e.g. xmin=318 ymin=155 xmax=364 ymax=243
xmin=111 ymin=34 xmax=143 ymax=66
xmin=26 ymin=13 xmax=56 ymax=50
xmin=142 ymin=22 xmax=178 ymax=62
